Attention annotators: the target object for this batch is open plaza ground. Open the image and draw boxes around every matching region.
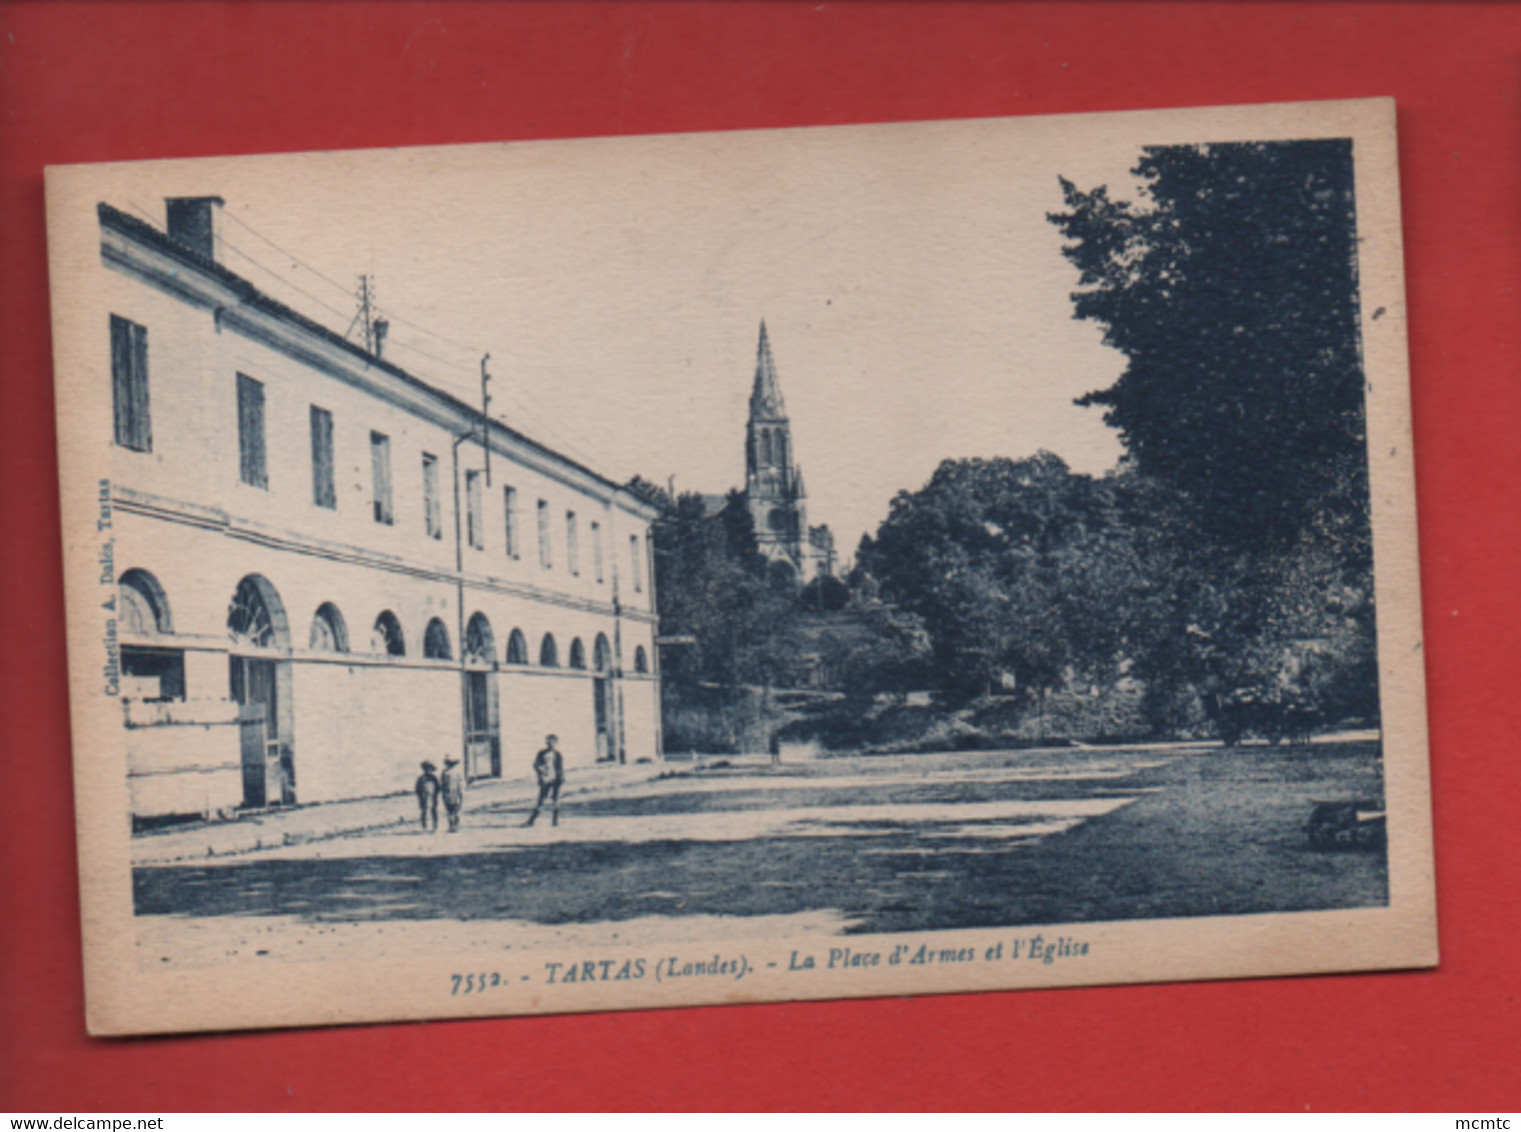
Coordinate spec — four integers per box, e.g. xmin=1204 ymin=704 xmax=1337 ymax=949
xmin=132 ymin=739 xmax=1387 ymax=969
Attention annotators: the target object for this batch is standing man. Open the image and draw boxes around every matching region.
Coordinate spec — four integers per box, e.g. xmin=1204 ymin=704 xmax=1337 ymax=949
xmin=523 ymin=734 xmax=565 ymax=827
xmin=415 ymin=760 xmax=440 ymax=832
xmin=440 ymin=755 xmax=466 ymax=833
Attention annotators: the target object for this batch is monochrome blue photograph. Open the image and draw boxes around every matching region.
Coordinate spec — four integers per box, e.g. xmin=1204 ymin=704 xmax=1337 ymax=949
xmin=47 ymin=99 xmax=1435 ymax=1034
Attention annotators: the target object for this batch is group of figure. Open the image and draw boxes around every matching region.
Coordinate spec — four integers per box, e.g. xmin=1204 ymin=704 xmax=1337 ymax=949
xmin=413 ymin=756 xmax=466 ymax=833
xmin=413 ymin=734 xmax=566 ymax=833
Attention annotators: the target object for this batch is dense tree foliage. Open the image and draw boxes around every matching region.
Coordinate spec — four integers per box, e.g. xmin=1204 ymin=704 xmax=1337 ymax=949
xmin=642 ymin=479 xmax=933 ymax=747
xmin=1040 ymin=139 xmax=1377 ymax=733
xmin=644 ymin=488 xmax=784 ymax=689
xmin=1049 ymin=140 xmax=1370 ymax=558
xmin=852 ymin=141 xmax=1379 ymax=738
xmin=644 ymin=140 xmax=1380 ymax=749
xmin=858 ymin=453 xmax=1152 ymax=705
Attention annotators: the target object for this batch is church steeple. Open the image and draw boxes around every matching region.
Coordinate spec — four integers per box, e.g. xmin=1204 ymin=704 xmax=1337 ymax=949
xmin=749 ymin=320 xmax=787 ymax=421
xmin=737 ymin=321 xmax=836 ymax=583
xmin=745 ymin=320 xmax=810 ymax=574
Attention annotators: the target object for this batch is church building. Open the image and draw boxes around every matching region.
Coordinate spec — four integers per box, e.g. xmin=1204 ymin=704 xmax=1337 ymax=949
xmin=738 ymin=322 xmax=837 ymax=582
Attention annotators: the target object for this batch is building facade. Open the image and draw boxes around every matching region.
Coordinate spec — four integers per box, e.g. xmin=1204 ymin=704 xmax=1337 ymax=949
xmin=742 ymin=322 xmax=837 ymax=582
xmin=97 ymin=198 xmax=662 ymax=824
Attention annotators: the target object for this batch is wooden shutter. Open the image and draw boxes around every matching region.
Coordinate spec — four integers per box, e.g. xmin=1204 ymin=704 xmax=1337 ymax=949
xmin=111 ymin=314 xmax=152 ymax=452
xmin=503 ymin=486 xmax=517 ymax=557
xmin=310 ymin=406 xmax=335 ymax=508
xmin=466 ymin=470 xmax=483 ymax=549
xmin=237 ymin=374 xmax=267 ymax=488
xmin=422 ymin=454 xmax=441 ymax=538
xmin=370 ymin=432 xmax=392 ymax=523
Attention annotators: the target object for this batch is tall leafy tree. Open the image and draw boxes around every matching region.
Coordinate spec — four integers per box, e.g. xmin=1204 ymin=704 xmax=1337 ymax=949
xmin=647 ymin=490 xmax=768 ymax=688
xmin=860 ymin=453 xmax=1154 ymax=705
xmin=1049 ymin=140 xmax=1370 ymax=557
xmin=1048 ymin=141 xmax=1379 ymax=731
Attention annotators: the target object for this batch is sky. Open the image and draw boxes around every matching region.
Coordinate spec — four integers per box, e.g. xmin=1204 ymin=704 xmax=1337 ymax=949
xmin=95 ymin=116 xmax=1153 ymax=560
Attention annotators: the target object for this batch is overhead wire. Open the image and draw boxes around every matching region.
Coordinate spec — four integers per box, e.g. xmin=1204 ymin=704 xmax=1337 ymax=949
xmin=130 ymin=198 xmax=617 ymax=480
xmin=376 ymin=334 xmax=479 ymax=374
xmin=371 ymin=305 xmax=485 ymax=356
xmin=213 ymin=234 xmax=361 ymax=330
xmin=219 ymin=207 xmax=358 ymax=301
xmin=123 ymin=199 xmax=165 ymax=228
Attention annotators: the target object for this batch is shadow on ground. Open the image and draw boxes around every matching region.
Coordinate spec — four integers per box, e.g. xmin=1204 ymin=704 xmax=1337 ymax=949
xmin=134 ymin=743 xmax=1388 ymax=934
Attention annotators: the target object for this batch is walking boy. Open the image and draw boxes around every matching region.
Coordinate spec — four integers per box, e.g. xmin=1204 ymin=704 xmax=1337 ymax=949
xmin=415 ymin=760 xmax=440 ymax=832
xmin=523 ymin=734 xmax=565 ymax=827
xmin=440 ymin=756 xmax=466 ymax=833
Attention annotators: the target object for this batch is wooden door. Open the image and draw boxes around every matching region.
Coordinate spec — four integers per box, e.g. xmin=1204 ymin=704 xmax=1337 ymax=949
xmin=238 ymin=701 xmax=266 ymax=807
xmin=231 ymin=656 xmax=283 ymax=806
xmin=594 ymin=677 xmax=611 ymax=762
xmin=464 ymin=670 xmax=499 ymax=779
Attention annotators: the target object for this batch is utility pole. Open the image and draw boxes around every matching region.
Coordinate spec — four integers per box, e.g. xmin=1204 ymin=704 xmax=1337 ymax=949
xmin=451 ymin=430 xmax=471 ymax=776
xmin=480 ymin=354 xmax=492 ymax=487
xmin=355 ymin=275 xmax=375 ymax=354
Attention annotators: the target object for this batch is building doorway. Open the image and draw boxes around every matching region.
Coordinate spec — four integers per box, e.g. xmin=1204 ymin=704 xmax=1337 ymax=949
xmin=593 ymin=633 xmax=617 ymax=763
xmin=227 ymin=575 xmax=294 ymax=807
xmin=232 ymin=656 xmax=282 ymax=807
xmin=463 ymin=613 xmax=501 ymax=780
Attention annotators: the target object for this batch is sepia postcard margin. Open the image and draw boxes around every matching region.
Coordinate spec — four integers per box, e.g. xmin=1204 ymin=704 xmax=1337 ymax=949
xmin=44 ymin=96 xmax=1437 ymax=1036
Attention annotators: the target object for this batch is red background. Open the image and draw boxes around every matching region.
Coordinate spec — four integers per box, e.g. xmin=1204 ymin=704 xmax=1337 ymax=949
xmin=1 ymin=1 xmax=1517 ymax=1111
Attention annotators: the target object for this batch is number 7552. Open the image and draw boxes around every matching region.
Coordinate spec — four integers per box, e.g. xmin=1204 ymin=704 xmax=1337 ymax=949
xmin=451 ymin=972 xmax=502 ymax=995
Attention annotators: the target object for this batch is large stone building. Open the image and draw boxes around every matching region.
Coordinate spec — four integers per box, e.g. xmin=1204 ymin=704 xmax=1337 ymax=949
xmin=95 ymin=197 xmax=663 ymax=824
xmin=733 ymin=322 xmax=836 ymax=582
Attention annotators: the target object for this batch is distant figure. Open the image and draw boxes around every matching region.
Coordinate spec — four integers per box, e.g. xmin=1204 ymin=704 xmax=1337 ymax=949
xmin=440 ymin=756 xmax=466 ymax=833
xmin=524 ymin=734 xmax=565 ymax=827
xmin=415 ymin=760 xmax=440 ymax=832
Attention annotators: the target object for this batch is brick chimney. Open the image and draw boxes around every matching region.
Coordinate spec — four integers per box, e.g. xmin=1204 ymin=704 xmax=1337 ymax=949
xmin=165 ymin=196 xmax=225 ymax=261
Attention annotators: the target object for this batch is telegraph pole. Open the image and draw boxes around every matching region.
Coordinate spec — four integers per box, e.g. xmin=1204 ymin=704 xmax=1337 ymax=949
xmin=355 ymin=275 xmax=376 ymax=354
xmin=480 ymin=354 xmax=492 ymax=487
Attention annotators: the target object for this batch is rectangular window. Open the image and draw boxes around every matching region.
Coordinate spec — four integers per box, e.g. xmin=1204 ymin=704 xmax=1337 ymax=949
xmin=537 ymin=500 xmax=552 ymax=568
xmin=630 ymin=534 xmax=643 ymax=593
xmin=503 ymin=486 xmax=519 ymax=558
xmin=466 ymin=470 xmax=484 ymax=550
xmin=591 ymin=521 xmax=603 ymax=583
xmin=422 ymin=453 xmax=442 ymax=539
xmin=370 ymin=431 xmax=393 ymax=524
xmin=237 ymin=373 xmax=267 ymax=489
xmin=566 ymin=511 xmax=579 ymax=576
xmin=310 ymin=406 xmax=335 ymax=509
xmin=110 ymin=314 xmax=152 ymax=452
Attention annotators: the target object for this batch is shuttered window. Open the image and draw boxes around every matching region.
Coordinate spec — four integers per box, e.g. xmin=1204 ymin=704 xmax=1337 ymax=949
xmin=310 ymin=406 xmax=336 ymax=509
xmin=422 ymin=453 xmax=442 ymax=538
xmin=630 ymin=534 xmax=643 ymax=593
xmin=503 ymin=486 xmax=519 ymax=558
xmin=370 ymin=431 xmax=393 ymax=524
xmin=237 ymin=373 xmax=268 ymax=489
xmin=591 ymin=521 xmax=603 ymax=583
xmin=537 ymin=500 xmax=552 ymax=568
xmin=465 ymin=470 xmax=484 ymax=550
xmin=566 ymin=511 xmax=579 ymax=576
xmin=110 ymin=314 xmax=151 ymax=452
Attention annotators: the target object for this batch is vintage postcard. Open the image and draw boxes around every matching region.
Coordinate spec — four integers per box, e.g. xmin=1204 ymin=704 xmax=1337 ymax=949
xmin=46 ymin=98 xmax=1435 ymax=1035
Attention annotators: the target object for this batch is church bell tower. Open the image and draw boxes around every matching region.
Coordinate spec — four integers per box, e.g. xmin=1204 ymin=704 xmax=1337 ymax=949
xmin=745 ymin=321 xmax=812 ymax=577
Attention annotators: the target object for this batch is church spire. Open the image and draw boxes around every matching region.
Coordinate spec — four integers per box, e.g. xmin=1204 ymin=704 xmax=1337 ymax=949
xmin=749 ymin=320 xmax=786 ymax=420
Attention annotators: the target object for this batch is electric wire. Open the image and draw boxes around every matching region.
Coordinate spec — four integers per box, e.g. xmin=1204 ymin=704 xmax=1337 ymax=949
xmin=370 ymin=305 xmax=485 ymax=356
xmin=213 ymin=234 xmax=361 ymax=329
xmin=126 ymin=198 xmax=616 ymax=480
xmin=219 ymin=207 xmax=358 ymax=301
